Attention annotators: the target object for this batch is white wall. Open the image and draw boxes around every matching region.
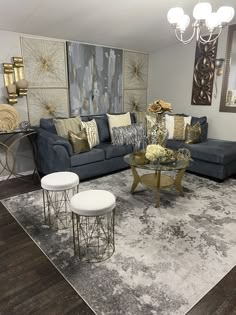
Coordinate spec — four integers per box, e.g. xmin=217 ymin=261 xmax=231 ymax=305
xmin=148 ymin=28 xmax=236 ymax=141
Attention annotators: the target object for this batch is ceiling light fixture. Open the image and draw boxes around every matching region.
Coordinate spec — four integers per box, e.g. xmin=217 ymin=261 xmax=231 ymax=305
xmin=167 ymin=3 xmax=235 ymax=44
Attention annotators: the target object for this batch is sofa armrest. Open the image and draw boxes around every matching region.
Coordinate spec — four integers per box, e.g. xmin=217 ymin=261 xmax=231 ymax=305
xmin=37 ymin=128 xmax=73 ymax=156
xmin=35 ymin=128 xmax=72 ymax=174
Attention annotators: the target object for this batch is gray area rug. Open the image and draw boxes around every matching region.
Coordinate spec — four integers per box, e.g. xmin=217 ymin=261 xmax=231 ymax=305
xmin=2 ymin=170 xmax=236 ymax=315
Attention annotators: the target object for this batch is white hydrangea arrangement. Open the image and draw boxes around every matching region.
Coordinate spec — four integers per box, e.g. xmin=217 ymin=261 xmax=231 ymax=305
xmin=145 ymin=144 xmax=166 ymax=162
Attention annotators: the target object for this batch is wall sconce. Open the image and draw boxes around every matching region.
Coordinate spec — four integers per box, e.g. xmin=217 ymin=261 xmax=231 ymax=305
xmin=214 ymin=58 xmax=225 ymax=98
xmin=3 ymin=57 xmax=28 ymax=104
xmin=215 ymin=58 xmax=225 ymax=76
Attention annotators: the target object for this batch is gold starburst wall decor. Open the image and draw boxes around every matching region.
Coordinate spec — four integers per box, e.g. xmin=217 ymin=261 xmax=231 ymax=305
xmin=124 ymin=52 xmax=148 ymax=89
xmin=124 ymin=89 xmax=147 ymax=112
xmin=21 ymin=37 xmax=67 ymax=88
xmin=27 ymin=89 xmax=69 ymax=126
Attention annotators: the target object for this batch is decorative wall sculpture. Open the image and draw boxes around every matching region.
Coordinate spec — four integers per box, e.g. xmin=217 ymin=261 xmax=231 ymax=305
xmin=123 ymin=89 xmax=147 ymax=112
xmin=191 ymin=36 xmax=218 ymax=105
xmin=27 ymin=89 xmax=69 ymax=126
xmin=67 ymin=42 xmax=123 ymax=116
xmin=21 ymin=37 xmax=67 ymax=88
xmin=124 ymin=51 xmax=148 ymax=90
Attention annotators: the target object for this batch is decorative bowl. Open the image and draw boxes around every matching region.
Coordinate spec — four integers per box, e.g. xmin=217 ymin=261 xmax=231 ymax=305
xmin=133 ymin=151 xmax=149 ymax=165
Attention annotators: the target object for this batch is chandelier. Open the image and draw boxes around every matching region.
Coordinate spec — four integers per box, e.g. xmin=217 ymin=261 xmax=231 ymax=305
xmin=167 ymin=3 xmax=235 ymax=44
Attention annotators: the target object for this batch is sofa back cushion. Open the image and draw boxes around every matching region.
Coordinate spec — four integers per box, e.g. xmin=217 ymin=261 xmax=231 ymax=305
xmin=40 ymin=118 xmax=57 ymax=134
xmin=94 ymin=116 xmax=111 ymax=142
xmin=40 ymin=112 xmax=136 ymax=143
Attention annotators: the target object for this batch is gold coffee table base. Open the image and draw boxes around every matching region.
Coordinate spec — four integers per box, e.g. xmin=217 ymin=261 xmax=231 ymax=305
xmin=130 ymin=166 xmax=186 ymax=207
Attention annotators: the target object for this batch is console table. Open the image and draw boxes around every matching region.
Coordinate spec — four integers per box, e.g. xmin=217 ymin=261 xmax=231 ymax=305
xmin=0 ymin=129 xmax=38 ymax=182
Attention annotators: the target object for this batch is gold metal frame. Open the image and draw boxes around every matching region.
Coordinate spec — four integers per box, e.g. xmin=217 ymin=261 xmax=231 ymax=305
xmin=130 ymin=166 xmax=186 ymax=208
xmin=43 ymin=185 xmax=79 ymax=230
xmin=0 ymin=130 xmax=39 ymax=183
xmin=72 ymin=210 xmax=115 ymax=263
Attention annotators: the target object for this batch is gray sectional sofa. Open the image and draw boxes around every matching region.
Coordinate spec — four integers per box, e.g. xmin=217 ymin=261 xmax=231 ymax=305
xmin=166 ymin=115 xmax=236 ymax=181
xmin=35 ymin=112 xmax=236 ymax=182
xmin=35 ymin=113 xmax=135 ymax=180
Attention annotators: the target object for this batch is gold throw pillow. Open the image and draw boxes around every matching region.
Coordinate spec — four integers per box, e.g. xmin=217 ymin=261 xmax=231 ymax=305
xmin=54 ymin=116 xmax=82 ymax=139
xmin=68 ymin=129 xmax=90 ymax=154
xmin=185 ymin=122 xmax=201 ymax=144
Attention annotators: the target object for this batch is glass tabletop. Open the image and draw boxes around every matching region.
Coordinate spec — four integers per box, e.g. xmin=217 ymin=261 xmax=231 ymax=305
xmin=0 ymin=128 xmax=36 ymax=136
xmin=124 ymin=152 xmax=189 ymax=171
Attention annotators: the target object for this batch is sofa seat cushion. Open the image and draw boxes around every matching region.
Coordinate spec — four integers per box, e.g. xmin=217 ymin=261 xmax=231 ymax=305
xmin=70 ymin=148 xmax=105 ymax=167
xmin=185 ymin=139 xmax=236 ymax=165
xmin=96 ymin=143 xmax=133 ymax=160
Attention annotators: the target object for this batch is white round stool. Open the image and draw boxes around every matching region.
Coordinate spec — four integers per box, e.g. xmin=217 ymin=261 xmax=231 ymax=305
xmin=70 ymin=190 xmax=116 ymax=262
xmin=41 ymin=171 xmax=79 ymax=229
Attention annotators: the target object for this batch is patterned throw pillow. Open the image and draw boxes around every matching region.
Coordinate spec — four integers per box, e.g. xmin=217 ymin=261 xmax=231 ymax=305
xmin=54 ymin=116 xmax=81 ymax=139
xmin=68 ymin=129 xmax=90 ymax=154
xmin=185 ymin=122 xmax=201 ymax=144
xmin=81 ymin=119 xmax=99 ymax=149
xmin=165 ymin=114 xmax=191 ymax=140
xmin=112 ymin=123 xmax=146 ymax=151
xmin=107 ymin=113 xmax=131 ymax=142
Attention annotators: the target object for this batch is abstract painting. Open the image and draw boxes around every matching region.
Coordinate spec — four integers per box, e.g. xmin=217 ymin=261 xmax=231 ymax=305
xmin=21 ymin=37 xmax=67 ymax=88
xmin=27 ymin=89 xmax=69 ymax=126
xmin=67 ymin=42 xmax=123 ymax=116
xmin=123 ymin=89 xmax=147 ymax=112
xmin=124 ymin=51 xmax=148 ymax=89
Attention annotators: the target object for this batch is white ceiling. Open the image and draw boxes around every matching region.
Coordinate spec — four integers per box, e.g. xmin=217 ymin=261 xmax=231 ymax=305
xmin=0 ymin=0 xmax=236 ymax=52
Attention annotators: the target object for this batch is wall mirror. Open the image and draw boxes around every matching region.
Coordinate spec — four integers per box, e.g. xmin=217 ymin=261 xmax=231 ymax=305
xmin=220 ymin=24 xmax=236 ymax=112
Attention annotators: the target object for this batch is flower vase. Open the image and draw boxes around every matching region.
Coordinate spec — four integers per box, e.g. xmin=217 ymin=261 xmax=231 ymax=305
xmin=149 ymin=114 xmax=169 ymax=147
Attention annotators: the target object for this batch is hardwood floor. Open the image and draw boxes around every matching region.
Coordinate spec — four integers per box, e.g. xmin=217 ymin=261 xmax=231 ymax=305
xmin=0 ymin=176 xmax=95 ymax=315
xmin=0 ymin=176 xmax=236 ymax=315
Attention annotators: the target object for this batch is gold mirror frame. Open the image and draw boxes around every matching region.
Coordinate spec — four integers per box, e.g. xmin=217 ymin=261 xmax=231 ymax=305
xmin=220 ymin=24 xmax=236 ymax=113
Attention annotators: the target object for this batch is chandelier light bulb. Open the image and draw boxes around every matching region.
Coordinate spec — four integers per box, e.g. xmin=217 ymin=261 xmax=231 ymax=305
xmin=167 ymin=2 xmax=235 ymax=45
xmin=193 ymin=2 xmax=212 ymax=20
xmin=206 ymin=12 xmax=221 ymax=31
xmin=217 ymin=6 xmax=235 ymax=23
xmin=167 ymin=7 xmax=184 ymax=24
xmin=178 ymin=14 xmax=190 ymax=32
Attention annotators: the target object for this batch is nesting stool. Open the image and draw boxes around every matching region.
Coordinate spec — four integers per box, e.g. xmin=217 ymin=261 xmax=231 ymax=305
xmin=70 ymin=190 xmax=116 ymax=262
xmin=41 ymin=171 xmax=79 ymax=229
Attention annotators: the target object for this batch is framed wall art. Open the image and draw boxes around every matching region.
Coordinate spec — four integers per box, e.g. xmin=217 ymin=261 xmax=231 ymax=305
xmin=21 ymin=37 xmax=67 ymax=88
xmin=124 ymin=51 xmax=148 ymax=90
xmin=67 ymin=42 xmax=123 ymax=116
xmin=27 ymin=88 xmax=69 ymax=126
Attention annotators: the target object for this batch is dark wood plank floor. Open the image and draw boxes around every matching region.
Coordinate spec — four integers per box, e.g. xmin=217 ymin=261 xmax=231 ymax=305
xmin=0 ymin=176 xmax=95 ymax=315
xmin=0 ymin=176 xmax=236 ymax=315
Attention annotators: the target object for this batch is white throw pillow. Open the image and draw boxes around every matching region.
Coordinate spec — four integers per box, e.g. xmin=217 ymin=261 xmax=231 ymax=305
xmin=81 ymin=119 xmax=99 ymax=149
xmin=107 ymin=113 xmax=131 ymax=142
xmin=165 ymin=114 xmax=191 ymax=140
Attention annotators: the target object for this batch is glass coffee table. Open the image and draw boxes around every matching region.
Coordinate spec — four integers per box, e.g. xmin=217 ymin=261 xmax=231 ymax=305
xmin=124 ymin=153 xmax=190 ymax=207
